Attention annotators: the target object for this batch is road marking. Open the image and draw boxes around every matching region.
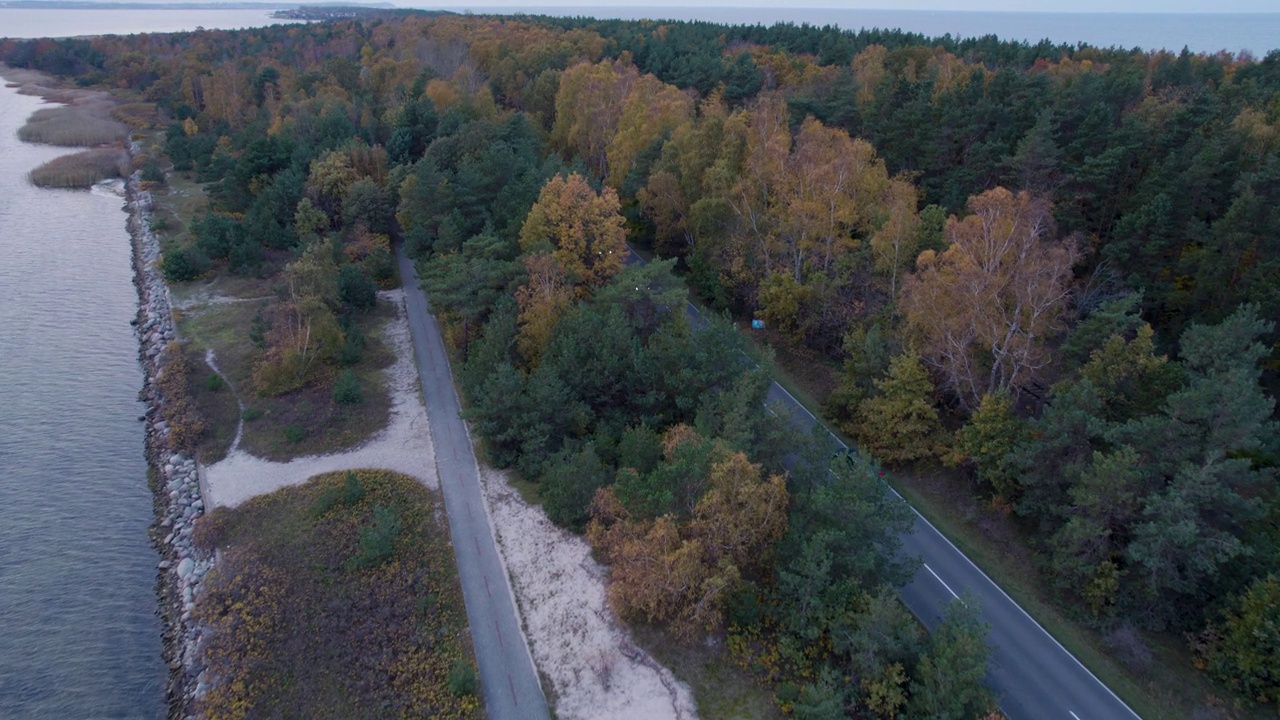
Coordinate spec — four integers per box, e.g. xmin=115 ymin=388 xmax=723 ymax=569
xmin=484 ymin=574 xmax=492 ymax=597
xmin=924 ymin=563 xmax=960 ymax=599
xmin=1069 ymin=712 xmax=1082 ymax=720
xmin=509 ymin=675 xmax=519 ymax=704
xmin=495 ymin=619 xmax=505 ymax=647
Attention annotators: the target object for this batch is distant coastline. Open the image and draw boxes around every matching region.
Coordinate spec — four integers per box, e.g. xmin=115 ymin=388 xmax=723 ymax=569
xmin=0 ymin=1 xmax=390 ymax=8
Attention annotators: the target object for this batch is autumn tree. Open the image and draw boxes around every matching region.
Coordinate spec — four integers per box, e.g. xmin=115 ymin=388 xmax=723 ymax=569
xmin=587 ymin=437 xmax=787 ymax=640
xmin=519 ymin=173 xmax=627 ymax=291
xmin=605 ymin=73 xmax=694 ymax=189
xmin=514 ymin=252 xmax=574 ymax=369
xmin=550 ymin=59 xmax=637 ymax=178
xmin=900 ymin=187 xmax=1078 ymax=410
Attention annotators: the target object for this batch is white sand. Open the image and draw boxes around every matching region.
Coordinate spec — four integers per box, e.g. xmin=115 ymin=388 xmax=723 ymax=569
xmin=479 ymin=466 xmax=699 ymax=720
xmin=202 ymin=289 xmax=438 ymax=508
xmin=200 ymin=287 xmax=698 ymax=720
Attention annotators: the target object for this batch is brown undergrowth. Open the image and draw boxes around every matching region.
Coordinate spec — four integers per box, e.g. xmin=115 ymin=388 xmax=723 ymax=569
xmin=192 ymin=469 xmax=480 ymax=720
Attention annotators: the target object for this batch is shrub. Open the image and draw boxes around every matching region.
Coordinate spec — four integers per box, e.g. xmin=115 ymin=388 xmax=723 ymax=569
xmin=284 ymin=424 xmax=306 ymax=443
xmin=348 ymin=504 xmax=402 ymax=569
xmin=204 ymin=373 xmax=225 ymax=392
xmin=338 ymin=263 xmax=377 ymax=311
xmin=332 ymin=368 xmax=363 ymax=405
xmin=241 ymin=407 xmax=264 ymax=422
xmin=448 ymin=660 xmax=478 ymax=697
xmin=156 ymin=344 xmax=206 ymax=453
xmin=312 ymin=471 xmax=365 ymax=517
xmin=140 ymin=160 xmax=165 ymax=184
xmin=191 ymin=509 xmax=229 ymax=553
xmin=162 ymin=244 xmax=210 ymax=282
xmin=338 ymin=319 xmax=365 ymax=366
xmin=364 ymin=246 xmax=397 ymax=287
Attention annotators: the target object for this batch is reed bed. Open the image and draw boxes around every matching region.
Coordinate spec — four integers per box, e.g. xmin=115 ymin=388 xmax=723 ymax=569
xmin=29 ymin=147 xmax=128 ymax=189
xmin=18 ymin=104 xmax=128 ymax=146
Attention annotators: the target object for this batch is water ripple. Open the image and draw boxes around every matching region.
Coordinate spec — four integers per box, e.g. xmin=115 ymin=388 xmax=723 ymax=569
xmin=0 ymin=84 xmax=165 ymax=719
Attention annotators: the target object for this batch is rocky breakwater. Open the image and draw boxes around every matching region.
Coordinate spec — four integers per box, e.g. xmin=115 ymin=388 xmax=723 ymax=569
xmin=127 ymin=175 xmax=212 ymax=718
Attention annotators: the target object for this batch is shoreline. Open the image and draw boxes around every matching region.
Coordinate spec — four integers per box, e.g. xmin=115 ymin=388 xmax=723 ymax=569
xmin=125 ymin=173 xmax=211 ymax=719
xmin=0 ymin=63 xmax=208 ymax=718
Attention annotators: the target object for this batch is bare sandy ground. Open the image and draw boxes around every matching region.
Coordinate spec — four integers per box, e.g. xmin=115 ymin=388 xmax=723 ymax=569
xmin=202 ymin=289 xmax=438 ymax=507
xmin=479 ymin=465 xmax=699 ymax=720
xmin=201 ymin=288 xmax=699 ymax=720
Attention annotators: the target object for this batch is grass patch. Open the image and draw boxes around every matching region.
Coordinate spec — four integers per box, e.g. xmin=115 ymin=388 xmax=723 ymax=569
xmin=178 ymin=293 xmax=397 ymax=462
xmin=192 ymin=469 xmax=480 ymax=719
xmin=186 ymin=349 xmax=240 ymax=465
xmin=631 ymin=625 xmax=780 ymax=720
xmin=18 ymin=103 xmax=127 ymax=146
xmin=28 ymin=147 xmax=127 ymax=188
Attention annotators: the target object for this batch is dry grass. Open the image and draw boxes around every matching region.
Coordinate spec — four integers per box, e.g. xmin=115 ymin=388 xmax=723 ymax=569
xmin=631 ymin=625 xmax=780 ymax=720
xmin=18 ymin=103 xmax=128 ymax=146
xmin=28 ymin=147 xmax=128 ymax=188
xmin=0 ymin=64 xmax=55 ymax=87
xmin=112 ymin=101 xmax=161 ymax=129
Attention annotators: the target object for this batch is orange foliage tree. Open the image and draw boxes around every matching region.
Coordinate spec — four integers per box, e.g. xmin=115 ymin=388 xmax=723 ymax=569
xmin=587 ymin=429 xmax=788 ymax=640
xmin=900 ymin=187 xmax=1078 ymax=409
xmin=519 ymin=173 xmax=627 ymax=291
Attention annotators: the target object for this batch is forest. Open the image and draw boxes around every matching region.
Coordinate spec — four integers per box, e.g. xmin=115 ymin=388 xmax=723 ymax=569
xmin=4 ymin=9 xmax=1277 ymax=718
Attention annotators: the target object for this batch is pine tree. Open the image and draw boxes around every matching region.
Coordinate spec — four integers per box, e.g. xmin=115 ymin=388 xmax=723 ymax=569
xmin=856 ymin=351 xmax=944 ymax=465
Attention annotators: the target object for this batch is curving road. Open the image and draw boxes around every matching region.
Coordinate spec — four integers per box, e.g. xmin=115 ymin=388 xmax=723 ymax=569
xmin=397 ymin=245 xmax=550 ymax=720
xmin=636 ymin=250 xmax=1142 ymax=720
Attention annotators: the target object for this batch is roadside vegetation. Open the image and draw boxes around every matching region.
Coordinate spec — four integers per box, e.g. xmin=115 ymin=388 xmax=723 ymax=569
xmin=191 ymin=469 xmax=480 ymax=720
xmin=8 ymin=13 xmax=1276 ymax=718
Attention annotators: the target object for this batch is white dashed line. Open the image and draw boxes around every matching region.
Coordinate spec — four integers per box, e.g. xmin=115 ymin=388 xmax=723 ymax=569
xmin=924 ymin=563 xmax=960 ymax=599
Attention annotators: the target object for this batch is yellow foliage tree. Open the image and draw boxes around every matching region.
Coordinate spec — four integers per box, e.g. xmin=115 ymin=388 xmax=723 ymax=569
xmin=514 ymin=253 xmax=574 ymax=369
xmin=519 ymin=173 xmax=627 ymax=291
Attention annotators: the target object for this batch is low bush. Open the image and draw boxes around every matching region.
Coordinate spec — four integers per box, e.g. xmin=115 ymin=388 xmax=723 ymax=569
xmin=448 ymin=660 xmax=478 ymax=697
xmin=332 ymin=368 xmax=363 ymax=405
xmin=161 ymin=244 xmax=210 ymax=282
xmin=283 ymin=424 xmax=306 ymax=443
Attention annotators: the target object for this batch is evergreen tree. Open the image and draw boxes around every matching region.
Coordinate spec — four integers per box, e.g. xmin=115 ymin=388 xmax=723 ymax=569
xmin=856 ymin=351 xmax=944 ymax=465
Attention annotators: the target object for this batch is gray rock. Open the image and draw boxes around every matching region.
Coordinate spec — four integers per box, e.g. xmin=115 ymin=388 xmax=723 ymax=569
xmin=177 ymin=558 xmax=194 ymax=579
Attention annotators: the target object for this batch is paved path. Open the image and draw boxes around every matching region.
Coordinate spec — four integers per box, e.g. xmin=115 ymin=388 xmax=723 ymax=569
xmin=396 ymin=245 xmax=550 ymax=720
xmin=631 ymin=250 xmax=1142 ymax=720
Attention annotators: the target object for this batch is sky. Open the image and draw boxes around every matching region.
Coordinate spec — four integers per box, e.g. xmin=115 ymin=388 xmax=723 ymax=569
xmin=416 ymin=0 xmax=1277 ymax=11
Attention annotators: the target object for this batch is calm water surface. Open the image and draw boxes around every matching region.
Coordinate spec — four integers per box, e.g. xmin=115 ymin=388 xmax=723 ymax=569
xmin=0 ymin=7 xmax=296 ymax=39
xmin=0 ymin=82 xmax=165 ymax=718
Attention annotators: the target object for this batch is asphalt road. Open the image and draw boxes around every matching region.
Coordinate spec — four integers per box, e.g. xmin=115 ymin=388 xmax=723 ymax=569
xmin=396 ymin=245 xmax=550 ymax=720
xmin=636 ymin=250 xmax=1142 ymax=720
